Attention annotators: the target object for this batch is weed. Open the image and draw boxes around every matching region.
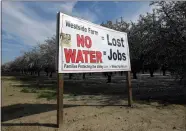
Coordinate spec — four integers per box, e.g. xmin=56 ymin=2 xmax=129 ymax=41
xmin=20 ymin=88 xmax=30 ymax=93
xmin=37 ymin=91 xmax=57 ymax=100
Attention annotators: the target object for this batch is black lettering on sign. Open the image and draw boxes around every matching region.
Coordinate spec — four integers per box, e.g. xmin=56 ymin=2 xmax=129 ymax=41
xmin=122 ymin=53 xmax=126 ymax=60
xmin=107 ymin=34 xmax=125 ymax=47
xmin=108 ymin=49 xmax=127 ymax=61
xmin=121 ymin=38 xmax=124 ymax=47
xmin=117 ymin=39 xmax=121 ymax=47
xmin=107 ymin=34 xmax=112 ymax=46
xmin=112 ymin=39 xmax=117 ymax=46
xmin=113 ymin=52 xmax=117 ymax=60
xmin=108 ymin=49 xmax=112 ymax=60
xmin=117 ymin=50 xmax=122 ymax=60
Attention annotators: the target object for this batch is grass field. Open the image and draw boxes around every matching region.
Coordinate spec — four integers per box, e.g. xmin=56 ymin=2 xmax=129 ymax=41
xmin=1 ymin=72 xmax=186 ymax=131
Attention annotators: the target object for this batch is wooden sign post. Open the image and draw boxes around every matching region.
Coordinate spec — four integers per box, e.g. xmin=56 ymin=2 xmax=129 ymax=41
xmin=126 ymin=71 xmax=132 ymax=106
xmin=57 ymin=73 xmax=64 ymax=128
xmin=56 ymin=12 xmax=133 ymax=129
xmin=56 ymin=12 xmax=63 ymax=129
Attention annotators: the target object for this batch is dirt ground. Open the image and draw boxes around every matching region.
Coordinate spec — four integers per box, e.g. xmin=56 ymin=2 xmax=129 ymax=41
xmin=1 ymin=74 xmax=186 ymax=131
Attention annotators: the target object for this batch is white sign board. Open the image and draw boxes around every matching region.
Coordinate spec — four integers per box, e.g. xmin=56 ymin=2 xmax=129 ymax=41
xmin=57 ymin=12 xmax=131 ymax=73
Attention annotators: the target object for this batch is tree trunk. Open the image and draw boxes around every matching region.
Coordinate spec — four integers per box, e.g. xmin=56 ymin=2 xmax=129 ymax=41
xmin=142 ymin=69 xmax=145 ymax=74
xmin=49 ymin=72 xmax=53 ymax=78
xmin=150 ymin=69 xmax=154 ymax=77
xmin=69 ymin=74 xmax=72 ymax=79
xmin=38 ymin=71 xmax=40 ymax=76
xmin=162 ymin=69 xmax=166 ymax=76
xmin=133 ymin=72 xmax=137 ymax=79
xmin=83 ymin=73 xmax=85 ymax=79
xmin=104 ymin=73 xmax=107 ymax=77
xmin=46 ymin=72 xmax=48 ymax=76
xmin=107 ymin=75 xmax=111 ymax=83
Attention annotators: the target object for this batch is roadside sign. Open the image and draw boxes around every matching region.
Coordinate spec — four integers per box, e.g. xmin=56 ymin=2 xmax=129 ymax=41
xmin=57 ymin=12 xmax=131 ymax=73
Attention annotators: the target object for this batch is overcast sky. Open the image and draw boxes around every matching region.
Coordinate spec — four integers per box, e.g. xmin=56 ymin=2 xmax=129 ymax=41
xmin=2 ymin=1 xmax=154 ymax=64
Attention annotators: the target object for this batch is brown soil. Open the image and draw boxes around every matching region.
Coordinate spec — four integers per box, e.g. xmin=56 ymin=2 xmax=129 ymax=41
xmin=1 ymin=74 xmax=186 ymax=131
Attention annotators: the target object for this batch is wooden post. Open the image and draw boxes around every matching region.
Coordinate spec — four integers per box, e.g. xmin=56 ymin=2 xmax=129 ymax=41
xmin=57 ymin=73 xmax=64 ymax=128
xmin=56 ymin=12 xmax=63 ymax=129
xmin=126 ymin=71 xmax=132 ymax=106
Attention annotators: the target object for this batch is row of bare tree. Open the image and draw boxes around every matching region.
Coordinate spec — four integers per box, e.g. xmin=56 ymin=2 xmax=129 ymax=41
xmin=2 ymin=1 xmax=186 ymax=84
